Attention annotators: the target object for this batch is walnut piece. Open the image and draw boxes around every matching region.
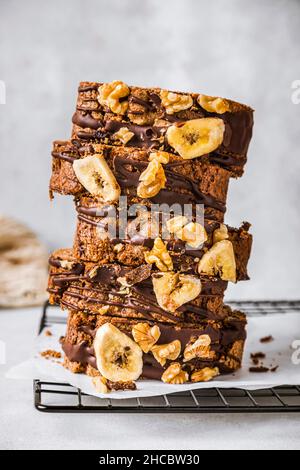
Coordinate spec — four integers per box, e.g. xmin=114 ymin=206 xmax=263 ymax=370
xmin=160 ymin=90 xmax=193 ymax=115
xmin=144 ymin=237 xmax=173 ymax=271
xmin=113 ymin=127 xmax=134 ymax=144
xmin=183 ymin=334 xmax=214 ymax=361
xmin=166 ymin=215 xmax=207 ymax=248
xmin=151 ymin=340 xmax=181 ymax=366
xmin=132 ymin=323 xmax=161 ymax=353
xmin=92 ymin=376 xmax=108 ymax=394
xmin=152 ymin=272 xmax=201 ymax=312
xmin=191 ymin=367 xmax=219 ymax=383
xmin=166 ymin=215 xmax=188 ymax=234
xmin=198 ymin=94 xmax=230 ymax=114
xmin=98 ymin=80 xmax=129 ymax=114
xmin=177 ymin=222 xmax=208 ymax=248
xmin=161 ymin=362 xmax=189 ymax=384
xmin=137 ymin=160 xmax=167 ymax=198
xmin=213 ymin=224 xmax=229 ymax=244
xmin=59 ymin=260 xmax=76 ymax=270
xmin=149 ymin=150 xmax=170 ymax=164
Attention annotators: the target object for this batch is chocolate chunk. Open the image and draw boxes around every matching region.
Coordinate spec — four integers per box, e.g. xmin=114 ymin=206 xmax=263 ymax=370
xmin=249 ymin=366 xmax=270 ymax=373
xmin=123 ymin=264 xmax=152 ymax=286
xmin=260 ymin=335 xmax=274 ymax=343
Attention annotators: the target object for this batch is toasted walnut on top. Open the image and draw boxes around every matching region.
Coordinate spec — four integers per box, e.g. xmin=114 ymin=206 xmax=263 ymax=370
xmin=151 ymin=340 xmax=181 ymax=366
xmin=160 ymin=90 xmax=193 ymax=115
xmin=183 ymin=334 xmax=215 ymax=361
xmin=98 ymin=80 xmax=130 ymax=114
xmin=132 ymin=322 xmax=161 ymax=353
xmin=152 ymin=272 xmax=201 ymax=312
xmin=144 ymin=237 xmax=173 ymax=272
xmin=191 ymin=367 xmax=219 ymax=383
xmin=161 ymin=363 xmax=189 ymax=384
xmin=166 ymin=215 xmax=207 ymax=248
xmin=198 ymin=94 xmax=230 ymax=114
xmin=113 ymin=127 xmax=134 ymax=145
xmin=137 ymin=159 xmax=167 ymax=199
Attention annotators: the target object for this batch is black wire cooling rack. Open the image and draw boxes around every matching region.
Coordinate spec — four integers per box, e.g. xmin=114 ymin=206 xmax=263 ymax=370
xmin=34 ymin=300 xmax=300 ymax=413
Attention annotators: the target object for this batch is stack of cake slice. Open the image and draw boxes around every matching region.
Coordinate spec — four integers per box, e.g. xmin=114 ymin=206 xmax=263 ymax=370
xmin=48 ymin=81 xmax=253 ymax=392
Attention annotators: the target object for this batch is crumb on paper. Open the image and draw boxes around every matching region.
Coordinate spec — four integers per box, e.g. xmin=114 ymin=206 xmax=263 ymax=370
xmin=45 ymin=330 xmax=52 ymax=336
xmin=250 ymin=352 xmax=266 ymax=365
xmin=270 ymin=365 xmax=279 ymax=372
xmin=249 ymin=366 xmax=270 ymax=373
xmin=40 ymin=349 xmax=62 ymax=360
xmin=260 ymin=335 xmax=274 ymax=343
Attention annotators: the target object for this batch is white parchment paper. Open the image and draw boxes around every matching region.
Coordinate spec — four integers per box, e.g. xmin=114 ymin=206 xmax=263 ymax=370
xmin=7 ymin=312 xmax=300 ymax=399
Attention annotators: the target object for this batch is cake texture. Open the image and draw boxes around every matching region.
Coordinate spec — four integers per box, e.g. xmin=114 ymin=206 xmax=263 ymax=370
xmin=50 ymin=140 xmax=230 ymax=222
xmin=47 ymin=80 xmax=254 ymax=390
xmin=61 ymin=307 xmax=247 ymax=382
xmin=71 ymin=81 xmax=253 ymax=177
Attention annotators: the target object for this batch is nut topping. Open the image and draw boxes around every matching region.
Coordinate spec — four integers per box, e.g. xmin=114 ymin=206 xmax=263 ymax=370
xmin=144 ymin=238 xmax=173 ymax=272
xmin=152 ymin=272 xmax=201 ymax=312
xmin=190 ymin=367 xmax=219 ymax=382
xmin=98 ymin=80 xmax=129 ymax=114
xmin=137 ymin=159 xmax=167 ymax=199
xmin=166 ymin=216 xmax=207 ymax=248
xmin=198 ymin=94 xmax=230 ymax=114
xmin=213 ymin=224 xmax=229 ymax=244
xmin=161 ymin=363 xmax=189 ymax=384
xmin=132 ymin=323 xmax=161 ymax=353
xmin=151 ymin=340 xmax=181 ymax=366
xmin=183 ymin=334 xmax=214 ymax=361
xmin=160 ymin=90 xmax=193 ymax=115
xmin=113 ymin=127 xmax=134 ymax=144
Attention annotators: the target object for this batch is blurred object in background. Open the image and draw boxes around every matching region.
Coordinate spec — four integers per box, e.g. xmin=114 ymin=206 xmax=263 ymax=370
xmin=0 ymin=215 xmax=48 ymax=308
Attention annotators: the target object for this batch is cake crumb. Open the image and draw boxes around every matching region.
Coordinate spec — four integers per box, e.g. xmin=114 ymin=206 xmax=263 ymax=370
xmin=249 ymin=366 xmax=270 ymax=373
xmin=260 ymin=335 xmax=274 ymax=343
xmin=45 ymin=330 xmax=52 ymax=336
xmin=41 ymin=349 xmax=62 ymax=360
xmin=250 ymin=352 xmax=266 ymax=365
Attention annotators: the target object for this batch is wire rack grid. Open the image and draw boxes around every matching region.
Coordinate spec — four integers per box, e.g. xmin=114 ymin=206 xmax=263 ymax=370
xmin=34 ymin=300 xmax=300 ymax=413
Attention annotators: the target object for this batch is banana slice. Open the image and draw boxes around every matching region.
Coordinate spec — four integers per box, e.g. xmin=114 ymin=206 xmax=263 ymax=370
xmin=198 ymin=239 xmax=236 ymax=282
xmin=166 ymin=118 xmax=225 ymax=160
xmin=73 ymin=155 xmax=121 ymax=202
xmin=93 ymin=323 xmax=143 ymax=382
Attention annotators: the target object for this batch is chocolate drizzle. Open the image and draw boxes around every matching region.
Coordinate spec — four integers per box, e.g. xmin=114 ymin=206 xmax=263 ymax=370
xmin=113 ymin=155 xmax=225 ymax=213
xmin=61 ymin=316 xmax=246 ymax=379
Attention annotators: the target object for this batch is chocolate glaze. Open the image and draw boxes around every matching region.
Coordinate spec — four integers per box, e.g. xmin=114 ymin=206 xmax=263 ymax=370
xmin=113 ymin=155 xmax=225 ymax=213
xmin=62 ymin=317 xmax=246 ymax=379
xmin=72 ymin=100 xmax=253 ymax=165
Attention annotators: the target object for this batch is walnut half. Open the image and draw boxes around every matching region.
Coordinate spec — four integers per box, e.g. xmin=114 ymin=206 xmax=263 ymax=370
xmin=161 ymin=363 xmax=189 ymax=384
xmin=98 ymin=80 xmax=129 ymax=115
xmin=152 ymin=272 xmax=201 ymax=312
xmin=132 ymin=323 xmax=161 ymax=353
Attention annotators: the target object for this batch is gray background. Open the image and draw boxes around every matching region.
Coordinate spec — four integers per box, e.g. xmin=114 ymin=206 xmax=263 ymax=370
xmin=0 ymin=0 xmax=299 ymax=299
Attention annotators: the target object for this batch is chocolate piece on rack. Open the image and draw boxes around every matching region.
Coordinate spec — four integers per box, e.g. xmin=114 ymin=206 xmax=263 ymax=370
xmin=50 ymin=141 xmax=230 ymax=222
xmin=61 ymin=307 xmax=247 ymax=380
xmin=71 ymin=81 xmax=253 ymax=177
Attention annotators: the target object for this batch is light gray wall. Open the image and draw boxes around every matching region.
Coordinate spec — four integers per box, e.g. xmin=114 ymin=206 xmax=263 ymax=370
xmin=0 ymin=0 xmax=299 ymax=299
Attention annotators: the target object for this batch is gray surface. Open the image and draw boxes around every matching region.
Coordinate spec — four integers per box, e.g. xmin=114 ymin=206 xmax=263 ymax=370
xmin=1 ymin=0 xmax=300 ymax=299
xmin=0 ymin=307 xmax=300 ymax=450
